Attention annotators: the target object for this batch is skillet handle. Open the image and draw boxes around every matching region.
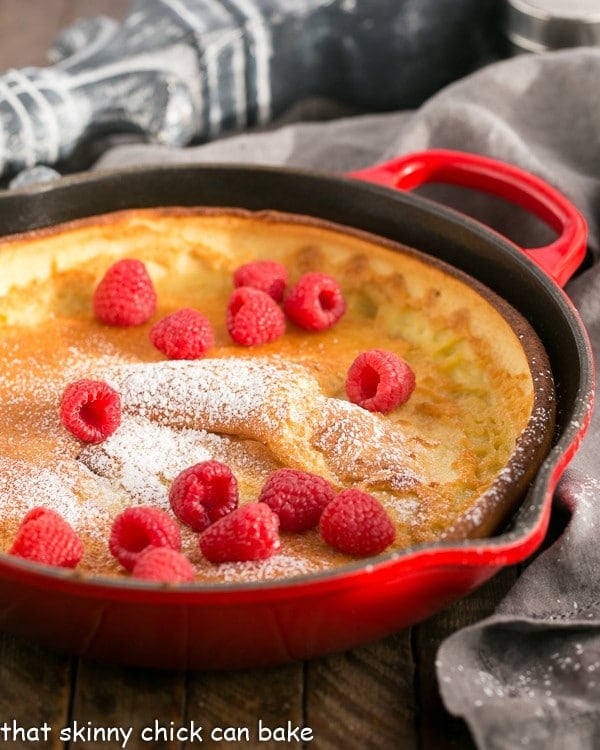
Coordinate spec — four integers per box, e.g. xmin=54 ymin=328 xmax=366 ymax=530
xmin=349 ymin=149 xmax=588 ymax=288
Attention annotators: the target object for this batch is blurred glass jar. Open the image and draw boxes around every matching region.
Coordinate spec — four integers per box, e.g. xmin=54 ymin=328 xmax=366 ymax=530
xmin=505 ymin=0 xmax=600 ymax=53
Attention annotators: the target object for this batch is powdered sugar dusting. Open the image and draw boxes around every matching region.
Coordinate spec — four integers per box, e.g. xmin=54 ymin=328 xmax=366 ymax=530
xmin=104 ymin=356 xmax=318 ymax=433
xmin=102 ymin=357 xmax=426 ymax=491
xmin=0 ymin=457 xmax=118 ymax=539
xmin=313 ymin=397 xmax=425 ymax=489
xmin=196 ymin=553 xmax=323 ymax=583
xmin=79 ymin=413 xmax=279 ymax=508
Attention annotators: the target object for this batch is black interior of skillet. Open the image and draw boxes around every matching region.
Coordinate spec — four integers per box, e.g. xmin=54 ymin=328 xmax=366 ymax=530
xmin=0 ymin=164 xmax=592 ymax=448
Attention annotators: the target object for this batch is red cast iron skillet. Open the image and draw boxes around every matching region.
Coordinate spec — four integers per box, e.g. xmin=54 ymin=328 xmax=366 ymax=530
xmin=0 ymin=150 xmax=594 ymax=669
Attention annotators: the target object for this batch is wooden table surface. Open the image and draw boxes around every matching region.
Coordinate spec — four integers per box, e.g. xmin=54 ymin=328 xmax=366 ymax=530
xmin=0 ymin=3 xmax=523 ymax=748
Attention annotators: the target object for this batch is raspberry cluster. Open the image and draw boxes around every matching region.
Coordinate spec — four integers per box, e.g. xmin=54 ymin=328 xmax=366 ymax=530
xmin=104 ymin=462 xmax=396 ymax=576
xmin=6 ymin=468 xmax=397 ymax=580
xmin=228 ymin=263 xmax=347 ymax=345
xmin=19 ymin=252 xmax=420 ymax=580
xmin=91 ymin=255 xmax=349 ymax=352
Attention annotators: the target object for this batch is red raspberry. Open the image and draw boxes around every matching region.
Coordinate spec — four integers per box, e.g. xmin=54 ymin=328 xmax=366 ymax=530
xmin=132 ymin=546 xmax=196 ymax=583
xmin=226 ymin=286 xmax=286 ymax=346
xmin=258 ymin=468 xmax=335 ymax=532
xmin=149 ymin=307 xmax=215 ymax=360
xmin=199 ymin=503 xmax=280 ymax=563
xmin=233 ymin=260 xmax=289 ymax=302
xmin=59 ymin=378 xmax=121 ymax=443
xmin=9 ymin=507 xmax=84 ymax=568
xmin=169 ymin=460 xmax=239 ymax=532
xmin=319 ymin=489 xmax=395 ymax=557
xmin=345 ymin=349 xmax=415 ymax=413
xmin=109 ymin=506 xmax=181 ymax=571
xmin=93 ymin=258 xmax=157 ymax=326
xmin=284 ymin=272 xmax=346 ymax=331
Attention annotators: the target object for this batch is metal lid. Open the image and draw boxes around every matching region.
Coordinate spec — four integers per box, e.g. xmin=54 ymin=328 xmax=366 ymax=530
xmin=505 ymin=0 xmax=600 ymax=52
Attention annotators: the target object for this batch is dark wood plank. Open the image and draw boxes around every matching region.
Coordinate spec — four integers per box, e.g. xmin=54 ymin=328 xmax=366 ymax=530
xmin=305 ymin=630 xmax=418 ymax=750
xmin=67 ymin=659 xmax=185 ymax=749
xmin=185 ymin=664 xmax=304 ymax=749
xmin=0 ymin=631 xmax=72 ymax=749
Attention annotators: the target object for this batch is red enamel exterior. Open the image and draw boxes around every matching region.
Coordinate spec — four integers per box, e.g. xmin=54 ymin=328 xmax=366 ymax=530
xmin=350 ymin=149 xmax=588 ymax=287
xmin=0 ymin=152 xmax=594 ymax=669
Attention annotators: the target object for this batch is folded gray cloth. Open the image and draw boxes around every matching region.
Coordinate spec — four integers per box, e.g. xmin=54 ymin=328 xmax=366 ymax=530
xmin=94 ymin=47 xmax=600 ymax=749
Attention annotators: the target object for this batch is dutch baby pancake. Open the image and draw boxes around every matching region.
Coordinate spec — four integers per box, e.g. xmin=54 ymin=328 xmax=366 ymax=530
xmin=0 ymin=208 xmax=555 ymax=583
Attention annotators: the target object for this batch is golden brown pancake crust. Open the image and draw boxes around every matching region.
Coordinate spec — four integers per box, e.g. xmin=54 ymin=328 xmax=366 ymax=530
xmin=0 ymin=208 xmax=555 ymax=581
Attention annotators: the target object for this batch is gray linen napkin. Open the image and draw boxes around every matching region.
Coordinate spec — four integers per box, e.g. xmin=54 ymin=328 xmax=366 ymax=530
xmin=93 ymin=47 xmax=600 ymax=749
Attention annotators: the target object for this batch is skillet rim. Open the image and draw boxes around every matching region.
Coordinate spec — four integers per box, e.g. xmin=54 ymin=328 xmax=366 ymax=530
xmin=0 ymin=162 xmax=594 ymax=595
